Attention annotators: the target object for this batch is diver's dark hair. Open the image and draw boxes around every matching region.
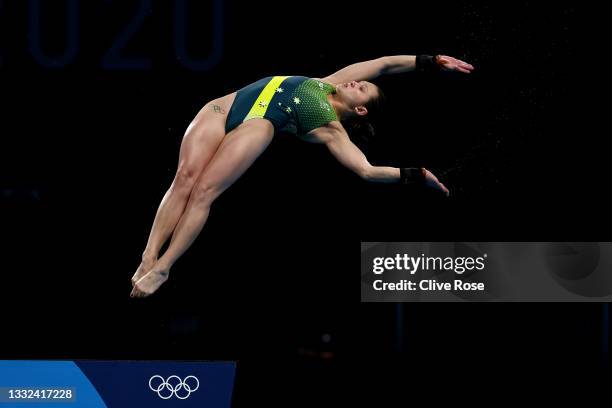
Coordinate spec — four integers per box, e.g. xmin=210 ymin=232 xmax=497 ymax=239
xmin=341 ymin=85 xmax=386 ymax=151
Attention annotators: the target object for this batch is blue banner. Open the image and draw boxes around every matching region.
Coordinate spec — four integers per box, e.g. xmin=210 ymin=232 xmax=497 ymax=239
xmin=0 ymin=360 xmax=236 ymax=407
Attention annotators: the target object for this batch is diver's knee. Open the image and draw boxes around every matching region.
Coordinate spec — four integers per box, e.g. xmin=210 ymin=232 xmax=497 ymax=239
xmin=190 ymin=182 xmax=219 ymax=206
xmin=173 ymin=165 xmax=199 ymax=192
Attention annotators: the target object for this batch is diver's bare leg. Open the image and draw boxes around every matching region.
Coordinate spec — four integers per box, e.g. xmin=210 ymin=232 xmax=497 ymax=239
xmin=131 ymin=97 xmax=234 ymax=285
xmin=132 ymin=119 xmax=274 ymax=297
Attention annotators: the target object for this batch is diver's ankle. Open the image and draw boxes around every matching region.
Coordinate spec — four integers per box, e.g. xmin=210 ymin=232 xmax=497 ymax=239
xmin=141 ymin=252 xmax=157 ymax=264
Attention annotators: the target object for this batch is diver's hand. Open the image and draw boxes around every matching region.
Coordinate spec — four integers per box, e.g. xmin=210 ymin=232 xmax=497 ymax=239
xmin=423 ymin=168 xmax=450 ymax=196
xmin=436 ymin=55 xmax=474 ymax=74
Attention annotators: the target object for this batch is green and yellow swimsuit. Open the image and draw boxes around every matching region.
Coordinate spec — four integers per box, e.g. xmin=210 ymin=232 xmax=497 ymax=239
xmin=225 ymin=76 xmax=338 ymax=135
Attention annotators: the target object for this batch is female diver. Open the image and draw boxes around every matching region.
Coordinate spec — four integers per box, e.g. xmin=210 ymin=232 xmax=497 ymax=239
xmin=130 ymin=54 xmax=475 ymax=297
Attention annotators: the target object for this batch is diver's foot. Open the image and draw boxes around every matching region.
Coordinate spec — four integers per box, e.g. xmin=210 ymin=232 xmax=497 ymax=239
xmin=131 ymin=257 xmax=156 ymax=287
xmin=131 ymin=264 xmax=170 ymax=298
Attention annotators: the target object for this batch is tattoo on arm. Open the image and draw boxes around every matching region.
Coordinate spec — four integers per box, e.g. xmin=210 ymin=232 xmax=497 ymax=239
xmin=212 ymin=104 xmax=225 ymax=114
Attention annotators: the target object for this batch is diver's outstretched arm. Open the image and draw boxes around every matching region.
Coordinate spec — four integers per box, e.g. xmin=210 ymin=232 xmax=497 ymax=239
xmin=321 ymin=55 xmax=474 ymax=84
xmin=310 ymin=121 xmax=449 ymax=195
xmin=321 ymin=57 xmax=389 ymax=84
xmin=382 ymin=55 xmax=474 ymax=75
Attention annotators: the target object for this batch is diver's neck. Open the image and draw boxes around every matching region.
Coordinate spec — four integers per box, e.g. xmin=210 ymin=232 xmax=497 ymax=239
xmin=327 ymin=92 xmax=351 ymax=121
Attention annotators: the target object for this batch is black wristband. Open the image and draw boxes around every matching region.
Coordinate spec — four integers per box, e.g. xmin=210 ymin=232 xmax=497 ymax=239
xmin=415 ymin=55 xmax=441 ymax=73
xmin=399 ymin=167 xmax=426 ymax=185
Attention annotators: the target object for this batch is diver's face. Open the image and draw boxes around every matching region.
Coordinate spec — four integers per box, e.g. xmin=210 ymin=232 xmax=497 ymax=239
xmin=336 ymin=80 xmax=377 ymax=114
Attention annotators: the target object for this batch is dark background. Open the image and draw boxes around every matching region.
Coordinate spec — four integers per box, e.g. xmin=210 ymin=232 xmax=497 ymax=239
xmin=0 ymin=0 xmax=609 ymax=405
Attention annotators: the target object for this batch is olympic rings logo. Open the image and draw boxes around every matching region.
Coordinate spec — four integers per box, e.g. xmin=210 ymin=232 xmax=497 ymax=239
xmin=148 ymin=375 xmax=200 ymax=400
